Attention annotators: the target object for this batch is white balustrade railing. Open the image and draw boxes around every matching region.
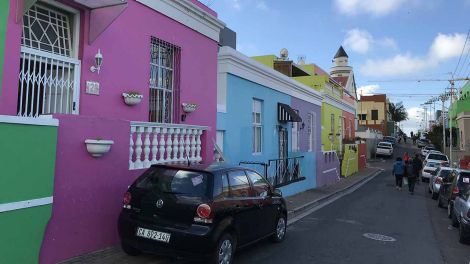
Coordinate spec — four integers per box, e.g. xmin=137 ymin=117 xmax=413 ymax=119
xmin=129 ymin=122 xmax=208 ymax=170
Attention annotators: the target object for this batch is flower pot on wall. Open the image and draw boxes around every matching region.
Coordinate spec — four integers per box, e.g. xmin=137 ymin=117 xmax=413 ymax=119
xmin=122 ymin=93 xmax=143 ymax=106
xmin=85 ymin=139 xmax=114 ymax=157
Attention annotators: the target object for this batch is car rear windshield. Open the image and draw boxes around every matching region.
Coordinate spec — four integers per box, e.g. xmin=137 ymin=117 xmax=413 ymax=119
xmin=459 ymin=172 xmax=470 ymax=191
xmin=427 ymin=154 xmax=447 ymax=161
xmin=440 ymin=170 xmax=451 ymax=178
xmin=378 ymin=143 xmax=391 ymax=149
xmin=134 ymin=167 xmax=211 ymax=198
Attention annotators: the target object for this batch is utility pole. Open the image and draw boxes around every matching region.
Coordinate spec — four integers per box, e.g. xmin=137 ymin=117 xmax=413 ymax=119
xmin=448 ymin=81 xmax=456 ymax=166
xmin=440 ymin=95 xmax=446 ymax=153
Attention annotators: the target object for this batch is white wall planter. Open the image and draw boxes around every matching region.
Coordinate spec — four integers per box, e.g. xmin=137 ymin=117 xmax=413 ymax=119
xmin=122 ymin=93 xmax=143 ymax=106
xmin=85 ymin=139 xmax=114 ymax=157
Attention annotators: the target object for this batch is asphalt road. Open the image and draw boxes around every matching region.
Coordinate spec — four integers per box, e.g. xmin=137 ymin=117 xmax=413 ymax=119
xmin=234 ymin=141 xmax=470 ymax=264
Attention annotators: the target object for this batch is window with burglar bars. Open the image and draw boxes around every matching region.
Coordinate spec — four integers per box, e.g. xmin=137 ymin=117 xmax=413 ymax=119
xmin=149 ymin=37 xmax=181 ymax=123
xmin=18 ymin=3 xmax=80 ymax=117
xmin=252 ymin=99 xmax=263 ymax=154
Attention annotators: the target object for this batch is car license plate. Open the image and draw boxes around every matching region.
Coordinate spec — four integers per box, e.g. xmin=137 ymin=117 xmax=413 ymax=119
xmin=136 ymin=227 xmax=171 ymax=243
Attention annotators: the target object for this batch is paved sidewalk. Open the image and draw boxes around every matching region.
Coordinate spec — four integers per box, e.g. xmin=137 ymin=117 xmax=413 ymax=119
xmin=286 ymin=167 xmax=382 ymax=224
xmin=61 ymin=167 xmax=382 ymax=264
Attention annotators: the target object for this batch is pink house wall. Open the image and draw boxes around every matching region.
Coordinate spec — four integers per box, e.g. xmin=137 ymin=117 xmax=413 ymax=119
xmin=1 ymin=1 xmax=220 ymax=263
xmin=40 ymin=115 xmax=144 ymax=264
xmin=0 ymin=0 xmax=218 ymax=161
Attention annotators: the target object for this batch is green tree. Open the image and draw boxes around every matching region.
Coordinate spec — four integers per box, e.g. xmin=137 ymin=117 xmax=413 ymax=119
xmin=389 ymin=102 xmax=408 ymax=123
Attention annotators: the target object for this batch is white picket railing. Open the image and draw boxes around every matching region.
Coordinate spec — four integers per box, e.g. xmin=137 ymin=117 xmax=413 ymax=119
xmin=129 ymin=122 xmax=209 ymax=170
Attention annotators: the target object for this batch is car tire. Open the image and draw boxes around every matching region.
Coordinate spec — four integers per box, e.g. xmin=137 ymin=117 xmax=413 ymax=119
xmin=271 ymin=214 xmax=287 ymax=243
xmin=121 ymin=242 xmax=141 ymax=256
xmin=451 ymin=209 xmax=459 ymax=227
xmin=212 ymin=233 xmax=236 ymax=264
xmin=437 ymin=196 xmax=444 ymax=208
xmin=459 ymin=223 xmax=469 ymax=244
xmin=448 ymin=203 xmax=454 ymax=219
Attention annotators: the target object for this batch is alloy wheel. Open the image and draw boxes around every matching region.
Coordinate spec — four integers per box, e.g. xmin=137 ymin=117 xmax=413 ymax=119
xmin=276 ymin=217 xmax=286 ymax=240
xmin=218 ymin=239 xmax=232 ymax=264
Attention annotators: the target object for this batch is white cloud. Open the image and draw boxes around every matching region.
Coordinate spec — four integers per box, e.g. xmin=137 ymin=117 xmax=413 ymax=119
xmin=357 ymin=84 xmax=380 ymax=98
xmin=360 ymin=32 xmax=467 ymax=77
xmin=429 ymin=33 xmax=468 ymax=61
xmin=343 ymin=29 xmax=398 ymax=55
xmin=334 ymin=0 xmax=407 ymax=16
xmin=344 ymin=29 xmax=372 ymax=54
xmin=400 ymin=107 xmax=423 ymax=134
xmin=360 ymin=54 xmax=432 ymax=77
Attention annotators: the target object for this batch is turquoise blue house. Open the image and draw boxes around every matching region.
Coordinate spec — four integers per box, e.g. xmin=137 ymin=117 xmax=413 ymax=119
xmin=216 ymin=47 xmax=323 ymax=196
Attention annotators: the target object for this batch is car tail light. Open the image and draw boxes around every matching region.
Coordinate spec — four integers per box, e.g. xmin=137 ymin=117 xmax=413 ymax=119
xmin=122 ymin=192 xmax=132 ymax=209
xmin=435 ymin=177 xmax=443 ymax=184
xmin=194 ymin=203 xmax=213 ymax=224
xmin=452 ymin=186 xmax=460 ymax=195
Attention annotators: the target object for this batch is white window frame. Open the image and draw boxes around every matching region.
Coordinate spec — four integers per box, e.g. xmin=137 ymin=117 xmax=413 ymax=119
xmin=349 ymin=119 xmax=352 ymax=139
xmin=216 ymin=130 xmax=224 ymax=152
xmin=308 ymin=112 xmax=316 ymax=152
xmin=330 ymin=114 xmax=335 ymax=134
xmin=149 ymin=37 xmax=179 ymax=123
xmin=252 ymin=99 xmax=263 ymax=154
xmin=291 ymin=111 xmax=300 ymax=152
xmin=18 ymin=1 xmax=81 ymax=117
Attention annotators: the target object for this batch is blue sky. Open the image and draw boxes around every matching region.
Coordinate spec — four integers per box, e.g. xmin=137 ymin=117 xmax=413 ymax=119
xmin=203 ymin=0 xmax=470 ymax=134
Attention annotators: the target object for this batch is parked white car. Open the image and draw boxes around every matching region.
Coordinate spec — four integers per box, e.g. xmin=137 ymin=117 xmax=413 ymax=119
xmin=421 ymin=161 xmax=441 ymax=182
xmin=424 ymin=152 xmax=449 ymax=164
xmin=376 ymin=142 xmax=393 ymax=158
xmin=421 ymin=145 xmax=437 ymax=158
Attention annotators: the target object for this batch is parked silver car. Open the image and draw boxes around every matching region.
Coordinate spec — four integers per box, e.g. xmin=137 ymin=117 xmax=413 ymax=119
xmin=428 ymin=167 xmax=453 ymax=200
xmin=450 ymin=169 xmax=470 ymax=244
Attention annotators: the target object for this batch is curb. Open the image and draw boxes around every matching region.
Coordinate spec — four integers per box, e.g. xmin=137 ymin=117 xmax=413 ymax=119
xmin=287 ymin=168 xmax=384 ymax=226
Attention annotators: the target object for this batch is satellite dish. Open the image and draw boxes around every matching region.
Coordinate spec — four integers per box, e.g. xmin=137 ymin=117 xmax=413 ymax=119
xmin=280 ymin=48 xmax=289 ymax=60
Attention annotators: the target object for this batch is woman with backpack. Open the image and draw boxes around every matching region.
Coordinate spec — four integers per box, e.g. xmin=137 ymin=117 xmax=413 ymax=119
xmin=392 ymin=157 xmax=405 ymax=190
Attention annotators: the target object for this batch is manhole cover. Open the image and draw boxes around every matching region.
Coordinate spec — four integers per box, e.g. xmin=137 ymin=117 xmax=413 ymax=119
xmin=363 ymin=233 xmax=396 ymax=242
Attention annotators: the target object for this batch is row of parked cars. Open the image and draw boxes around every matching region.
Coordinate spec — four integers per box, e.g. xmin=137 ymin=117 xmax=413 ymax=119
xmin=418 ymin=143 xmax=470 ymax=244
xmin=117 ymin=163 xmax=288 ymax=263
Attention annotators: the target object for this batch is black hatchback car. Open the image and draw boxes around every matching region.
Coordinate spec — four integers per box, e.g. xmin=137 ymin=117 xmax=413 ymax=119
xmin=118 ymin=163 xmax=287 ymax=264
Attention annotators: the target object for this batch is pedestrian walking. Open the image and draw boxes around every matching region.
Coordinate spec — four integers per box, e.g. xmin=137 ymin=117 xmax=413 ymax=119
xmin=392 ymin=157 xmax=405 ymax=190
xmin=405 ymin=160 xmax=415 ymax=193
xmin=413 ymin=153 xmax=423 ymax=184
xmin=403 ymin=152 xmax=410 ymax=163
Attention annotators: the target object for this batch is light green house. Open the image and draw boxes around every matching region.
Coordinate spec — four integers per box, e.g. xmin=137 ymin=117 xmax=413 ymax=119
xmin=252 ymin=53 xmax=354 ymax=153
xmin=448 ymin=82 xmax=470 ymax=153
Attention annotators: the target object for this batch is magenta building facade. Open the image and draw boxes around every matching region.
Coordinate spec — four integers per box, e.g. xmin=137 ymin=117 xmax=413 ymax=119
xmin=0 ymin=0 xmax=224 ymax=263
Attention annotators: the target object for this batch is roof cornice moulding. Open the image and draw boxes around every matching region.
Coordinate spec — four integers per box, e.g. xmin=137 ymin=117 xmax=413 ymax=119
xmin=137 ymin=0 xmax=225 ymax=42
xmin=323 ymin=93 xmax=356 ymax=114
xmin=218 ymin=47 xmax=323 ymax=106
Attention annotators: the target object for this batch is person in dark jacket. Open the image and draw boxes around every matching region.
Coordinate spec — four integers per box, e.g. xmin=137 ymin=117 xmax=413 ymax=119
xmin=408 ymin=154 xmax=423 ymax=194
xmin=412 ymin=153 xmax=423 ymax=184
xmin=405 ymin=160 xmax=416 ymax=194
xmin=392 ymin=157 xmax=405 ymax=190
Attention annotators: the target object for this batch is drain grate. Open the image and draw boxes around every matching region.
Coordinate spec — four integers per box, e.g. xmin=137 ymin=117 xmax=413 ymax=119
xmin=363 ymin=233 xmax=397 ymax=242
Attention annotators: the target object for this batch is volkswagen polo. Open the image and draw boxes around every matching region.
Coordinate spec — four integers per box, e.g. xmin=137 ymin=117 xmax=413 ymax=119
xmin=118 ymin=163 xmax=287 ymax=264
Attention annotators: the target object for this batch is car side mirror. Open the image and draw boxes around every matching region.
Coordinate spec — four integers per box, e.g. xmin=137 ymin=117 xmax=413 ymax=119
xmin=272 ymin=188 xmax=282 ymax=197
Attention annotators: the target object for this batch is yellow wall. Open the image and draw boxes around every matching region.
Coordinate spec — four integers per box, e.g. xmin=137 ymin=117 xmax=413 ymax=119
xmin=357 ymin=101 xmax=386 ymax=124
xmin=251 ymin=55 xmax=276 ymax=69
xmin=341 ymin=144 xmax=358 ymax=177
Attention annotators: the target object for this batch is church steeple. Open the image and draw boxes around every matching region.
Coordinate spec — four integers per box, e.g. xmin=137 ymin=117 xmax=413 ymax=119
xmin=334 ymin=46 xmax=348 ymax=59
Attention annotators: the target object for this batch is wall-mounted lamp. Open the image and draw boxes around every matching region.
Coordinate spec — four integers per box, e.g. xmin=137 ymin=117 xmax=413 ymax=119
xmin=181 ymin=103 xmax=198 ymax=122
xmin=90 ymin=49 xmax=103 ymax=74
